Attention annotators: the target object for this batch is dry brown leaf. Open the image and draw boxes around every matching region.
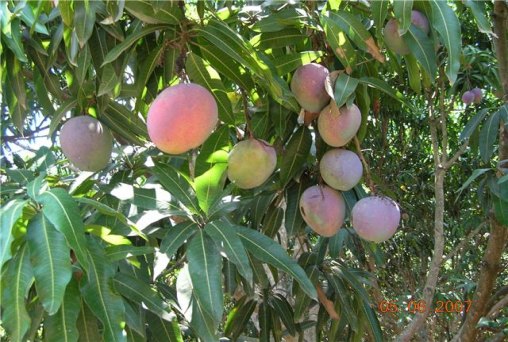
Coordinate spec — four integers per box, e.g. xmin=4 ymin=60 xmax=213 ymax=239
xmin=365 ymin=37 xmax=385 ymax=63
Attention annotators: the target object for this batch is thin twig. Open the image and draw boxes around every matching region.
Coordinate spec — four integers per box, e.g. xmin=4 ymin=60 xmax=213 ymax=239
xmin=353 ymin=136 xmax=376 ymax=193
xmin=241 ymin=89 xmax=254 ymax=139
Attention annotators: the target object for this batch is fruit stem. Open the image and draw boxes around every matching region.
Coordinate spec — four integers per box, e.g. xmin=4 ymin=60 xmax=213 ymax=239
xmin=353 ymin=136 xmax=376 ymax=194
xmin=241 ymin=89 xmax=254 ymax=139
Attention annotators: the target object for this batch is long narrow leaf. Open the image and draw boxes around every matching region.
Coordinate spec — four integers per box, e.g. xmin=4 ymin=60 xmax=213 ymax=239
xmin=27 ymin=213 xmax=72 ymax=315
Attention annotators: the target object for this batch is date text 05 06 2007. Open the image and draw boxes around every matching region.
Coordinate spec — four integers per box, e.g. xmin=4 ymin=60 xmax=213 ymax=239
xmin=377 ymin=299 xmax=473 ymax=314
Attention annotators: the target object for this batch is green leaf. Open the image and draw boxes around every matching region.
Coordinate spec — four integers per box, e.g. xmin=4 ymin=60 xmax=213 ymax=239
xmin=269 ymin=99 xmax=290 ymax=139
xmin=97 ymin=64 xmax=121 ymax=96
xmin=5 ymin=169 xmax=35 ymax=184
xmin=493 ymin=196 xmax=508 ymax=225
xmin=262 ymin=205 xmax=284 ymax=238
xmin=294 ymin=266 xmax=319 ymax=320
xmin=114 ymin=272 xmax=171 ymax=318
xmin=429 ymin=0 xmax=461 ymax=84
xmin=251 ymin=7 xmax=308 ymax=32
xmin=0 ymin=199 xmax=26 ymax=269
xmin=334 ymin=73 xmax=359 ymax=108
xmin=285 ymin=181 xmax=307 ymax=237
xmin=1 ymin=15 xmax=27 ymax=62
xmin=0 ymin=244 xmax=33 ymax=342
xmin=479 ymin=111 xmax=501 ymax=163
xmin=195 ymin=164 xmax=228 ymax=214
xmin=27 ymin=213 xmax=72 ymax=315
xmin=191 ymin=294 xmax=219 ymax=341
xmin=327 ymin=274 xmax=358 ymax=331
xmin=460 ymin=108 xmax=489 ymax=141
xmin=153 ymin=163 xmax=201 ymax=214
xmin=102 ymin=24 xmax=170 ymax=66
xmin=393 ymin=0 xmax=413 ymax=35
xmin=403 ymin=25 xmax=437 ymax=81
xmin=185 ymin=52 xmax=235 ymax=125
xmin=205 ymin=219 xmax=253 ymax=284
xmin=136 ymin=43 xmax=165 ymax=102
xmin=371 ymin=0 xmax=389 ymax=38
xmin=254 ymin=29 xmax=307 ymax=50
xmin=273 ymin=51 xmax=325 ymax=76
xmin=48 ymin=99 xmax=78 ymax=136
xmin=160 ymin=221 xmax=198 ymax=257
xmin=235 ymin=225 xmax=317 ymax=299
xmin=44 ymin=278 xmax=81 ymax=342
xmin=224 ymin=297 xmax=257 ymax=340
xmin=146 ymin=311 xmax=183 ymax=342
xmin=74 ymin=1 xmax=96 ymax=48
xmin=39 ymin=188 xmax=90 ymax=271
xmin=404 ymin=54 xmax=422 ymax=94
xmin=105 ymin=245 xmax=155 ymax=262
xmin=76 ymin=44 xmax=92 ymax=86
xmin=270 ymin=294 xmax=297 ymax=336
xmin=197 ymin=40 xmax=255 ymax=91
xmin=259 ymin=301 xmax=272 ymax=341
xmin=187 ymin=230 xmax=224 ymax=325
xmin=195 ymin=126 xmax=231 ymax=177
xmin=358 ymin=77 xmax=410 ymax=108
xmin=76 ymin=299 xmax=102 ymax=342
xmin=321 ymin=15 xmax=356 ymax=73
xmin=124 ymin=0 xmax=182 ymax=25
xmin=81 ymin=238 xmax=126 ymax=342
xmin=5 ymin=50 xmax=27 ymax=133
xmin=463 ymin=0 xmax=493 ymax=35
xmin=280 ymin=126 xmax=312 ymax=187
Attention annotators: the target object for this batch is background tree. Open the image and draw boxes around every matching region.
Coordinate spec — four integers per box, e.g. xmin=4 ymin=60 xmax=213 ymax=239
xmin=1 ymin=1 xmax=507 ymax=341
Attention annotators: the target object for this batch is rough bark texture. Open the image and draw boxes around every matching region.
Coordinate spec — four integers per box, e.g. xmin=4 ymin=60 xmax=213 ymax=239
xmin=453 ymin=1 xmax=508 ymax=340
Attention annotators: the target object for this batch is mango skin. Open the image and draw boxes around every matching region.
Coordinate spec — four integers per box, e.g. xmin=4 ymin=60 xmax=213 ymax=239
xmin=290 ymin=63 xmax=330 ymax=113
xmin=147 ymin=83 xmax=218 ymax=154
xmin=60 ymin=116 xmax=113 ymax=172
xmin=317 ymin=103 xmax=361 ymax=147
xmin=383 ymin=10 xmax=430 ymax=55
xmin=227 ymin=139 xmax=277 ymax=189
xmin=299 ymin=185 xmax=345 ymax=237
xmin=320 ymin=149 xmax=363 ymax=191
xmin=351 ymin=196 xmax=401 ymax=243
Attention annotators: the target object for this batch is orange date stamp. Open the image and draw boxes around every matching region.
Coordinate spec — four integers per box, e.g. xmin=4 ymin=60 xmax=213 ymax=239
xmin=378 ymin=299 xmax=473 ymax=314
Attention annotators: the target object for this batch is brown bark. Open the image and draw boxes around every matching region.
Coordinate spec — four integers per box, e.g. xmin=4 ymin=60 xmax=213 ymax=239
xmin=453 ymin=1 xmax=508 ymax=340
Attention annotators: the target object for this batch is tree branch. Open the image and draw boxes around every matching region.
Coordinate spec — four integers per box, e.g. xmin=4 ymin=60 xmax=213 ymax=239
xmin=442 ymin=222 xmax=485 ymax=263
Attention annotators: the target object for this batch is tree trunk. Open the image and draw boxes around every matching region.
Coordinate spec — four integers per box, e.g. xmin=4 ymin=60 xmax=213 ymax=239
xmin=453 ymin=1 xmax=508 ymax=340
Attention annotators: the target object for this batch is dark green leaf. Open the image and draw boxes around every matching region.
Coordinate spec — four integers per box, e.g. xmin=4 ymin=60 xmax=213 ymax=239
xmin=273 ymin=51 xmax=325 ymax=76
xmin=76 ymin=299 xmax=102 ymax=342
xmin=235 ymin=225 xmax=317 ymax=299
xmin=393 ymin=0 xmax=413 ymax=35
xmin=146 ymin=311 xmax=183 ymax=342
xmin=270 ymin=294 xmax=297 ymax=336
xmin=251 ymin=7 xmax=308 ymax=32
xmin=187 ymin=230 xmax=223 ymax=324
xmin=205 ymin=219 xmax=253 ymax=284
xmin=403 ymin=25 xmax=437 ymax=81
xmin=224 ymin=297 xmax=257 ymax=340
xmin=5 ymin=50 xmax=27 ymax=133
xmin=294 ymin=266 xmax=319 ymax=320
xmin=0 ymin=199 xmax=26 ymax=269
xmin=114 ymin=272 xmax=171 ymax=318
xmin=334 ymin=73 xmax=359 ymax=108
xmin=280 ymin=126 xmax=312 ymax=187
xmin=102 ymin=24 xmax=170 ymax=66
xmin=262 ymin=205 xmax=284 ymax=239
xmin=153 ymin=163 xmax=201 ymax=214
xmin=74 ymin=1 xmax=96 ymax=48
xmin=327 ymin=275 xmax=358 ymax=331
xmin=136 ymin=43 xmax=165 ymax=102
xmin=191 ymin=294 xmax=218 ymax=341
xmin=429 ymin=0 xmax=461 ymax=84
xmin=185 ymin=52 xmax=235 ymax=125
xmin=460 ymin=108 xmax=489 ymax=141
xmin=259 ymin=301 xmax=271 ymax=341
xmin=493 ymin=196 xmax=508 ymax=225
xmin=0 ymin=244 xmax=33 ymax=342
xmin=105 ymin=245 xmax=155 ymax=261
xmin=463 ymin=0 xmax=493 ymax=35
xmin=255 ymin=29 xmax=307 ymax=50
xmin=39 ymin=188 xmax=90 ymax=271
xmin=359 ymin=77 xmax=410 ymax=108
xmin=285 ymin=181 xmax=307 ymax=236
xmin=404 ymin=54 xmax=421 ymax=94
xmin=371 ymin=0 xmax=389 ymax=38
xmin=81 ymin=238 xmax=126 ymax=342
xmin=479 ymin=111 xmax=501 ymax=163
xmin=124 ymin=1 xmax=182 ymax=25
xmin=44 ymin=278 xmax=81 ymax=342
xmin=321 ymin=15 xmax=356 ymax=74
xmin=27 ymin=213 xmax=72 ymax=315
xmin=49 ymin=99 xmax=78 ymax=136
